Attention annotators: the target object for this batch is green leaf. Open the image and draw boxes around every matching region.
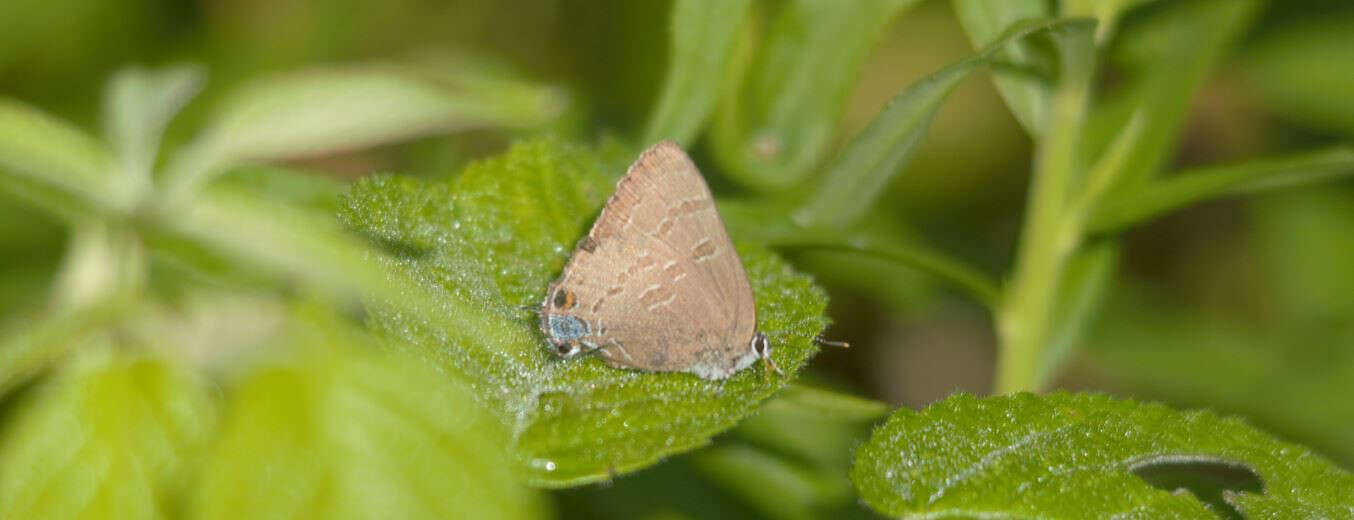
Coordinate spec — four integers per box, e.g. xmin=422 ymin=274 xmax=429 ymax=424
xmin=710 ymin=0 xmax=920 ymax=190
xmin=852 ymin=392 xmax=1354 ymax=518
xmin=162 ymin=185 xmax=444 ymax=316
xmin=794 ymin=18 xmax=1093 ymax=230
xmin=1082 ymin=0 xmax=1258 ymax=194
xmin=1061 ymin=0 xmax=1162 ymax=43
xmin=0 ymin=98 xmax=116 ymax=216
xmin=642 ymin=0 xmax=753 ymax=146
xmin=104 ymin=65 xmax=204 ymax=203
xmin=950 ymin=0 xmax=1052 ymax=135
xmin=1089 ymin=147 xmax=1354 ymax=234
xmin=191 ymin=348 xmax=539 ymax=520
xmin=722 ymin=199 xmax=1000 ymax=305
xmin=0 ymin=354 xmax=216 ymax=520
xmin=163 ymin=64 xmax=567 ymax=202
xmin=1245 ymin=14 xmax=1354 ymax=138
xmin=340 ymin=137 xmax=830 ymax=487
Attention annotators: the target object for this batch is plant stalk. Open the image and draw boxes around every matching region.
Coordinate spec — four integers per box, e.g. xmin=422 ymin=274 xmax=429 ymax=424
xmin=995 ymin=26 xmax=1095 ymax=394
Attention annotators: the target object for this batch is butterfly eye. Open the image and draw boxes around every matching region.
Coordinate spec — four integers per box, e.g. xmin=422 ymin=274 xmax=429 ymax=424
xmin=752 ymin=333 xmax=770 ymax=356
xmin=552 ymin=289 xmax=576 ymax=309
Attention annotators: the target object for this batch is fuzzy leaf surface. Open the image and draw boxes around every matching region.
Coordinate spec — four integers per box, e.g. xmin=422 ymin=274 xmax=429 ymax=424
xmin=852 ymin=392 xmax=1354 ymax=518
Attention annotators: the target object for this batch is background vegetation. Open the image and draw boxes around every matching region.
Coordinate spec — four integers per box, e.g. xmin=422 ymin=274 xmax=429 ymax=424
xmin=1 ymin=0 xmax=1352 ymax=518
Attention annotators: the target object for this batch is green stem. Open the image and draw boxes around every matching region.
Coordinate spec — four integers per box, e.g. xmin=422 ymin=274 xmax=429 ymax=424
xmin=995 ymin=25 xmax=1095 ymax=394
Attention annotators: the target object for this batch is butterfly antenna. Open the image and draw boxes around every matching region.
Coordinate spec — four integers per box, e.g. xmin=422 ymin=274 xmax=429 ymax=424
xmin=814 ymin=334 xmax=850 ymax=348
xmin=762 ymin=354 xmax=783 ymax=380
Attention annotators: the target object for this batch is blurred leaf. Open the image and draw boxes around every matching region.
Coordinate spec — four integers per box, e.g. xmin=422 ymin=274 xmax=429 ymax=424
xmin=104 ymin=65 xmax=204 ymax=202
xmin=664 ymin=385 xmax=886 ymax=520
xmin=164 ymin=65 xmax=566 ymax=201
xmin=1090 ymin=147 xmax=1354 ymax=234
xmin=0 ymin=98 xmax=115 ymax=216
xmin=730 ymin=384 xmax=887 ymax=472
xmin=769 ymin=383 xmax=890 ymax=422
xmin=852 ymin=392 xmax=1354 ymax=518
xmin=1084 ymin=283 xmax=1354 ymax=466
xmin=950 ymin=0 xmax=1051 ymax=134
xmin=339 ymin=138 xmax=830 ymax=486
xmin=162 ymin=185 xmax=435 ymax=313
xmin=0 ymin=355 xmax=216 ymax=520
xmin=794 ymin=18 xmax=1092 ymax=230
xmin=0 ymin=303 xmax=123 ymax=400
xmin=555 ymin=456 xmax=763 ymax=519
xmin=692 ymin=443 xmax=842 ymax=520
xmin=710 ymin=0 xmax=920 ymax=190
xmin=1255 ymin=187 xmax=1354 ymax=322
xmin=1245 ymin=14 xmax=1354 ymax=138
xmin=724 ymin=199 xmax=999 ymax=305
xmin=1061 ymin=0 xmax=1162 ymax=43
xmin=214 ymin=165 xmax=346 ymax=215
xmin=191 ymin=342 xmax=540 ymax=519
xmin=1083 ymin=0 xmax=1258 ymax=194
xmin=642 ymin=0 xmax=753 ymax=146
xmin=164 ymin=188 xmax=388 ymax=296
xmin=50 ymin=220 xmax=144 ymax=311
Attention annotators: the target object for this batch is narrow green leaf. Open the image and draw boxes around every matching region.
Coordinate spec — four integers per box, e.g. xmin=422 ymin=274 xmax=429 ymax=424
xmin=733 ymin=386 xmax=885 ymax=472
xmin=951 ymin=0 xmax=1052 ymax=134
xmin=852 ymin=392 xmax=1354 ymax=518
xmin=771 ymin=384 xmax=890 ymax=421
xmin=163 ymin=64 xmax=567 ymax=201
xmin=1083 ymin=0 xmax=1258 ymax=194
xmin=1089 ymin=147 xmax=1354 ymax=234
xmin=1244 ymin=14 xmax=1354 ymax=138
xmin=191 ymin=349 xmax=540 ymax=520
xmin=794 ymin=18 xmax=1094 ymax=230
xmin=340 ymin=138 xmax=831 ymax=486
xmin=710 ymin=0 xmax=920 ymax=190
xmin=721 ymin=197 xmax=998 ymax=305
xmin=104 ymin=65 xmax=204 ymax=203
xmin=642 ymin=0 xmax=753 ymax=146
xmin=1061 ymin=0 xmax=1163 ymax=43
xmin=0 ymin=99 xmax=115 ymax=215
xmin=165 ymin=188 xmax=396 ymax=299
xmin=0 ymin=355 xmax=216 ymax=520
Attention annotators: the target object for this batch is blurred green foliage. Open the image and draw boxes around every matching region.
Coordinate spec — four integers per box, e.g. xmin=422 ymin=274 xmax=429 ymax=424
xmin=0 ymin=0 xmax=1352 ymax=518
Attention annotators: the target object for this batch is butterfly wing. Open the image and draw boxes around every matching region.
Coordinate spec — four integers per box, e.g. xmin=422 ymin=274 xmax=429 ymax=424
xmin=546 ymin=142 xmax=757 ymax=377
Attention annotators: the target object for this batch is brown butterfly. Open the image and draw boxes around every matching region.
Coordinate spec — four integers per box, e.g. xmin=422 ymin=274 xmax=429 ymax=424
xmin=538 ymin=141 xmax=777 ymax=380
